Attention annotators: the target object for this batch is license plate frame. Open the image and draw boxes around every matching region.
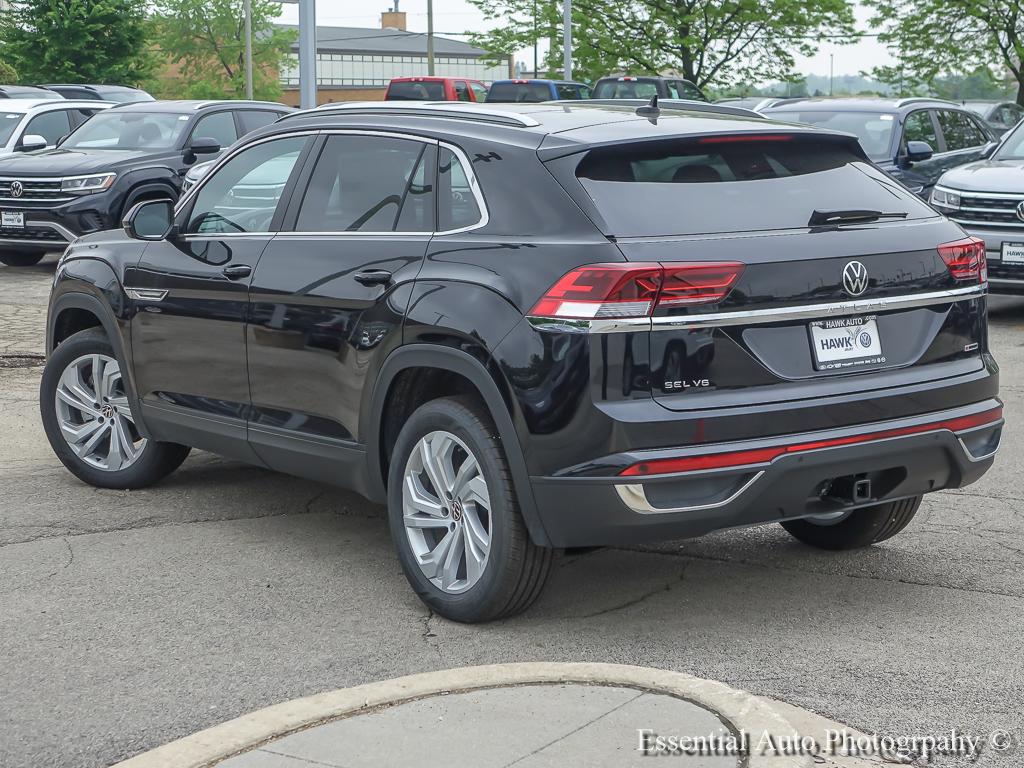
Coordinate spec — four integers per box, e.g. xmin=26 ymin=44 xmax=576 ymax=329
xmin=809 ymin=315 xmax=885 ymax=371
xmin=1001 ymin=241 xmax=1024 ymax=264
xmin=1 ymin=211 xmax=24 ymax=228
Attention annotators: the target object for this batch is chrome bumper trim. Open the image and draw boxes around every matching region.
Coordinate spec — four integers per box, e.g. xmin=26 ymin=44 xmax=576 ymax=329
xmin=615 ymin=472 xmax=765 ymax=514
xmin=527 ymin=285 xmax=986 ymax=334
xmin=125 ymin=288 xmax=168 ymax=302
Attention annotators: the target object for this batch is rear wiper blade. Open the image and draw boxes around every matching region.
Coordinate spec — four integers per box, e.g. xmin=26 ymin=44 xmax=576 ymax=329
xmin=808 ymin=209 xmax=908 ymax=227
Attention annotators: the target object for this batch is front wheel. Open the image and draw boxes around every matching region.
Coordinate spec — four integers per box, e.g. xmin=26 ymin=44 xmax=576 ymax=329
xmin=387 ymin=397 xmax=553 ymax=623
xmin=0 ymin=250 xmax=45 ymax=267
xmin=780 ymin=496 xmax=922 ymax=550
xmin=40 ymin=329 xmax=191 ymax=489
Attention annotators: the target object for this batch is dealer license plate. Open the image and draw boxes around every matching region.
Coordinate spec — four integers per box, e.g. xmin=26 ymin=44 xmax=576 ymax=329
xmin=809 ymin=316 xmax=885 ymax=370
xmin=1 ymin=211 xmax=24 ymax=228
xmin=1001 ymin=242 xmax=1024 ymax=264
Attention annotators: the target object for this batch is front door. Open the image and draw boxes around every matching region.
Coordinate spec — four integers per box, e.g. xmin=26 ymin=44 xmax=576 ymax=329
xmin=245 ymin=132 xmax=436 ymax=485
xmin=125 ymin=134 xmax=312 ymax=458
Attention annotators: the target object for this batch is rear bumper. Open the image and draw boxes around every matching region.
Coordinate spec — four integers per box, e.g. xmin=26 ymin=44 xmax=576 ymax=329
xmin=529 ymin=400 xmax=1002 ymax=547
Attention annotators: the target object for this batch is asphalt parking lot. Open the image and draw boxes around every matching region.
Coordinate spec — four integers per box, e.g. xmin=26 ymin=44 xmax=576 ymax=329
xmin=2 ymin=255 xmax=1022 ymax=768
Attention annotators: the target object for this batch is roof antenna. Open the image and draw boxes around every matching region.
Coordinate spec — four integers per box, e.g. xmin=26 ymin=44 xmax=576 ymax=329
xmin=636 ymin=94 xmax=660 ymax=119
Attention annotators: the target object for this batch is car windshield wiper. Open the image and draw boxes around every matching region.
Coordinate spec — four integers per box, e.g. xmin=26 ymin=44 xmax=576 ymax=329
xmin=808 ymin=209 xmax=909 ymax=227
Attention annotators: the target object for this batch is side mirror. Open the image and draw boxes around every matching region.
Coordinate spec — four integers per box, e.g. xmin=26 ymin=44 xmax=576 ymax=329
xmin=124 ymin=199 xmax=175 ymax=241
xmin=905 ymin=140 xmax=934 ymax=163
xmin=17 ymin=134 xmax=48 ymax=152
xmin=979 ymin=140 xmax=999 ymax=159
xmin=186 ymin=137 xmax=220 ymax=160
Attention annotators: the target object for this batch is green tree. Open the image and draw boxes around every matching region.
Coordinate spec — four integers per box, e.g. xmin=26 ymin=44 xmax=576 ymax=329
xmin=469 ymin=0 xmax=855 ymax=89
xmin=0 ymin=0 xmax=152 ymax=84
xmin=151 ymin=0 xmax=295 ymax=100
xmin=0 ymin=61 xmax=17 ymax=85
xmin=865 ymin=0 xmax=1024 ymax=105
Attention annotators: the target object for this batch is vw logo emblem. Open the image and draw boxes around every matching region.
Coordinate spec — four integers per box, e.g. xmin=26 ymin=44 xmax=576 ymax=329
xmin=1016 ymin=200 xmax=1024 ymax=222
xmin=9 ymin=181 xmax=23 ymax=198
xmin=842 ymin=260 xmax=869 ymax=296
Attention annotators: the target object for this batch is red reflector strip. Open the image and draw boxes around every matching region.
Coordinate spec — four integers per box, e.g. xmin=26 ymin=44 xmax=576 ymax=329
xmin=619 ymin=407 xmax=1003 ymax=477
xmin=698 ymin=134 xmax=796 ymax=144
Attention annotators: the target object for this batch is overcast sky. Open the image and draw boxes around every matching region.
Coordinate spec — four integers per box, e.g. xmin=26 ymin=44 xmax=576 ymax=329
xmin=276 ymin=0 xmax=895 ymax=80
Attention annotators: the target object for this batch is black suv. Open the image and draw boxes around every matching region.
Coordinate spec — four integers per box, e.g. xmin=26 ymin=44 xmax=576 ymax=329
xmin=763 ymin=97 xmax=998 ymax=197
xmin=39 ymin=101 xmax=1002 ymax=622
xmin=42 ymin=84 xmax=155 ymax=103
xmin=0 ymin=100 xmax=292 ymax=266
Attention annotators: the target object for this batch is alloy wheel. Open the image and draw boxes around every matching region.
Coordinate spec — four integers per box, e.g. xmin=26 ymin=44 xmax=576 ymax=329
xmin=54 ymin=353 xmax=146 ymax=471
xmin=402 ymin=430 xmax=492 ymax=594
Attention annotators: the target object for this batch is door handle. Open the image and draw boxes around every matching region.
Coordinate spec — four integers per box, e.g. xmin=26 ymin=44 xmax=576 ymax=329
xmin=222 ymin=264 xmax=252 ymax=279
xmin=354 ymin=269 xmax=393 ymax=286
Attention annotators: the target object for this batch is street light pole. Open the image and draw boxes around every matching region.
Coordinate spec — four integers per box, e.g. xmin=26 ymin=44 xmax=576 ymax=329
xmin=243 ymin=0 xmax=254 ymax=99
xmin=297 ymin=0 xmax=316 ymax=108
xmin=829 ymin=53 xmax=833 ymax=97
xmin=427 ymin=0 xmax=435 ymax=76
xmin=562 ymin=0 xmax=571 ymax=80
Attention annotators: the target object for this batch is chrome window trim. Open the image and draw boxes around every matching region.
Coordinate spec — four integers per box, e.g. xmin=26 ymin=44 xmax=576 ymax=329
xmin=435 ymin=141 xmax=488 ymax=235
xmin=615 ymin=471 xmax=765 ymax=514
xmin=527 ymin=284 xmax=987 ymax=334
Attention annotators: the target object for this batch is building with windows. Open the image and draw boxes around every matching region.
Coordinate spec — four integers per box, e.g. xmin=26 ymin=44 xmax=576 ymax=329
xmin=277 ymin=12 xmax=511 ymax=105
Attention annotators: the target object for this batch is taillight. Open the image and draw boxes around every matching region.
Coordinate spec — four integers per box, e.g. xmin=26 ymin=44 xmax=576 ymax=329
xmin=938 ymin=237 xmax=986 ymax=282
xmin=529 ymin=262 xmax=744 ymax=320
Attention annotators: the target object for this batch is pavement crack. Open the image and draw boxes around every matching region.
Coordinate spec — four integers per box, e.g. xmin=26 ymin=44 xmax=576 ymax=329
xmin=579 ymin=566 xmax=687 ymax=618
xmin=256 ymin=748 xmax=344 ymax=767
xmin=420 ymin=609 xmax=443 ymax=663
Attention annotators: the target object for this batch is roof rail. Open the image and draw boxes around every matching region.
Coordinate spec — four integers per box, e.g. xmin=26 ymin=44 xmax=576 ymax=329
xmin=894 ymin=96 xmax=957 ymax=108
xmin=193 ymin=99 xmax=290 ymax=110
xmin=292 ymin=101 xmax=542 ymax=127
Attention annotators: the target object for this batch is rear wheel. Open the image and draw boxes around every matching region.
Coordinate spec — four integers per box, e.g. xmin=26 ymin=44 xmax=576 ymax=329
xmin=40 ymin=329 xmax=191 ymax=489
xmin=387 ymin=397 xmax=553 ymax=623
xmin=780 ymin=496 xmax=922 ymax=550
xmin=0 ymin=251 xmax=45 ymax=267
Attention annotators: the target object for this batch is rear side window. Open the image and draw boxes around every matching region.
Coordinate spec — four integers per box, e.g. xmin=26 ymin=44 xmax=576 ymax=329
xmin=667 ymin=81 xmax=704 ymax=101
xmin=937 ymin=110 xmax=987 ymax=150
xmin=295 ymin=135 xmax=434 ymax=232
xmin=438 ymin=147 xmax=482 ymax=231
xmin=573 ymin=136 xmax=935 ymax=237
xmin=192 ymin=111 xmax=238 ymax=147
xmin=470 ymin=83 xmax=488 ymax=101
xmin=555 ymin=83 xmax=589 ymax=100
xmin=487 ymin=82 xmax=552 ymax=102
xmin=454 ymin=81 xmax=471 ymax=101
xmin=387 ymin=81 xmax=445 ymax=100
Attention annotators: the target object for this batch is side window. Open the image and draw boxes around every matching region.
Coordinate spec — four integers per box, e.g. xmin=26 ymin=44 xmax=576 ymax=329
xmin=24 ymin=110 xmax=71 ymax=145
xmin=1002 ymin=105 xmax=1024 ymax=126
xmin=191 ymin=111 xmax=238 ymax=148
xmin=556 ymin=83 xmax=582 ymax=100
xmin=903 ymin=110 xmax=938 ymax=148
xmin=937 ymin=110 xmax=987 ymax=151
xmin=294 ymin=135 xmax=435 ymax=233
xmin=438 ymin=146 xmax=483 ymax=232
xmin=238 ymin=110 xmax=284 ymax=135
xmin=186 ymin=136 xmax=307 ymax=234
xmin=69 ymin=108 xmax=99 ymax=129
xmin=677 ymin=81 xmax=704 ymax=100
xmin=454 ymin=81 xmax=471 ymax=102
xmin=665 ymin=81 xmax=681 ymax=99
xmin=469 ymin=82 xmax=488 ymax=102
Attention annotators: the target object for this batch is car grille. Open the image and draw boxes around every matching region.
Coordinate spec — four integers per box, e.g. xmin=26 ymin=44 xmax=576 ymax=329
xmin=950 ymin=194 xmax=1024 ymax=227
xmin=0 ymin=178 xmax=73 ymax=202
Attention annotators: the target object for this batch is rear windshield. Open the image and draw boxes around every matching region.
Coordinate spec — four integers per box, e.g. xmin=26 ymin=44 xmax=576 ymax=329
xmin=387 ymin=81 xmax=445 ymax=100
xmin=592 ymin=79 xmax=659 ymax=99
xmin=573 ymin=136 xmax=934 ymax=237
xmin=767 ymin=110 xmax=896 ymax=161
xmin=487 ymin=82 xmax=551 ymax=103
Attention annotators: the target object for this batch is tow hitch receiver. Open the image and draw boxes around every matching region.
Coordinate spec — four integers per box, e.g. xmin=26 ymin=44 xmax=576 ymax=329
xmin=827 ymin=475 xmax=873 ymax=504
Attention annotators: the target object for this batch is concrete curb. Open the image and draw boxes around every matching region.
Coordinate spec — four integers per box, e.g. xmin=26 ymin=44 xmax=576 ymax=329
xmin=112 ymin=662 xmax=872 ymax=768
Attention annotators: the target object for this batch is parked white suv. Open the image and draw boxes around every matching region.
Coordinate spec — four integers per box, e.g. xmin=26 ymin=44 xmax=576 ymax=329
xmin=0 ymin=100 xmax=111 ymax=157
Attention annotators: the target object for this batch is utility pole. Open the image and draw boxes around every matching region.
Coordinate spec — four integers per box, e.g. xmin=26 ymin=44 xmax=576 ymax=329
xmin=243 ymin=0 xmax=254 ymax=99
xmin=427 ymin=0 xmax=435 ymax=75
xmin=829 ymin=53 xmax=833 ymax=97
xmin=562 ymin=0 xmax=571 ymax=80
xmin=532 ymin=0 xmax=538 ymax=77
xmin=298 ymin=0 xmax=316 ymax=108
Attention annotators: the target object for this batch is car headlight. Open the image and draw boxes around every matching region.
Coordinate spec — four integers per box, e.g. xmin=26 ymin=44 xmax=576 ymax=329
xmin=931 ymin=187 xmax=961 ymax=210
xmin=61 ymin=173 xmax=117 ymax=195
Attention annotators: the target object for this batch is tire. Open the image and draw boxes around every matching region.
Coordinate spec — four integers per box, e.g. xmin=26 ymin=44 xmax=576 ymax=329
xmin=40 ymin=328 xmax=191 ymax=489
xmin=0 ymin=251 xmax=45 ymax=267
xmin=387 ymin=396 xmax=553 ymax=623
xmin=780 ymin=496 xmax=922 ymax=550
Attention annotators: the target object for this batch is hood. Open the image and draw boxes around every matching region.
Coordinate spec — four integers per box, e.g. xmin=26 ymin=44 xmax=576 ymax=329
xmin=0 ymin=148 xmax=173 ymax=177
xmin=937 ymin=158 xmax=1024 ymax=194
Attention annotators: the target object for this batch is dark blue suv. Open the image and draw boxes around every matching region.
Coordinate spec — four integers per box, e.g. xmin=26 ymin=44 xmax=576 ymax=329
xmin=764 ymin=97 xmax=998 ymax=197
xmin=486 ymin=79 xmax=591 ymax=103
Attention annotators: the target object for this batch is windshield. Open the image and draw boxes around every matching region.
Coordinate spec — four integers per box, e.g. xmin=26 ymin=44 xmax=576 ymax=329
xmin=767 ymin=110 xmax=896 ymax=161
xmin=0 ymin=112 xmax=25 ymax=146
xmin=61 ymin=111 xmax=190 ymax=150
xmin=103 ymin=90 xmax=155 ymax=103
xmin=994 ymin=121 xmax=1024 ymax=159
xmin=386 ymin=81 xmax=445 ymax=100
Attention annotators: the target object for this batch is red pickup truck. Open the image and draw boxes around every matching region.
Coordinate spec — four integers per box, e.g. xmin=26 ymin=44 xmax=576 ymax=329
xmin=385 ymin=77 xmax=488 ymax=102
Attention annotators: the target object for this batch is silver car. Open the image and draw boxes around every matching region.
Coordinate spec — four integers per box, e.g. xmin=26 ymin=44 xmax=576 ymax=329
xmin=0 ymin=99 xmax=112 ymax=157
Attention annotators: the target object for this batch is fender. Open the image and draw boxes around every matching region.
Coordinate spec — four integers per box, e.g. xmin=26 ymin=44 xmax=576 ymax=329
xmin=366 ymin=344 xmax=551 ymax=548
xmin=122 ymin=182 xmax=179 ymax=218
xmin=47 ymin=281 xmax=152 ymax=440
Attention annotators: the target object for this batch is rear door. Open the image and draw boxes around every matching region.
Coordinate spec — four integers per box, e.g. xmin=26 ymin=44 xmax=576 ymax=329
xmin=550 ymin=132 xmax=987 ymax=412
xmin=245 ymin=131 xmax=435 ymax=481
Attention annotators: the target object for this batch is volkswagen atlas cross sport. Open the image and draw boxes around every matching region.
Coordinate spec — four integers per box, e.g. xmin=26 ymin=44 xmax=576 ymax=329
xmin=39 ymin=101 xmax=1002 ymax=623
